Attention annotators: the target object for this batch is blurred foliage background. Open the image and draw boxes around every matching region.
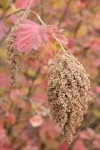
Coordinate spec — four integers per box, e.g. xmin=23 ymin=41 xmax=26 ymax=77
xmin=0 ymin=0 xmax=100 ymax=150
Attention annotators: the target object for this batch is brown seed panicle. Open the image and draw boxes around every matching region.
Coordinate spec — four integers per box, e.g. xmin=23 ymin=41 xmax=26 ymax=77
xmin=6 ymin=10 xmax=30 ymax=87
xmin=47 ymin=53 xmax=90 ymax=143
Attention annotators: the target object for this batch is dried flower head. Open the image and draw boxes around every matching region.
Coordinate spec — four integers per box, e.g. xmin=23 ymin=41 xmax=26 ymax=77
xmin=47 ymin=52 xmax=90 ymax=143
xmin=6 ymin=10 xmax=30 ymax=87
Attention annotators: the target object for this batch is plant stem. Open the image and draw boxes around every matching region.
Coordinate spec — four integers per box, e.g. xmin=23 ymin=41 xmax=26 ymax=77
xmin=31 ymin=10 xmax=66 ymax=53
xmin=0 ymin=9 xmax=25 ymax=20
xmin=58 ymin=0 xmax=71 ymax=27
xmin=51 ymin=33 xmax=65 ymax=53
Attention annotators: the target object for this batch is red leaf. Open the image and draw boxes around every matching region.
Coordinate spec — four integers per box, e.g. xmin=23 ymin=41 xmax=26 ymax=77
xmin=67 ymin=37 xmax=75 ymax=48
xmin=93 ymin=59 xmax=100 ymax=67
xmin=72 ymin=139 xmax=88 ymax=150
xmin=13 ymin=20 xmax=51 ymax=52
xmin=0 ymin=73 xmax=9 ymax=87
xmin=40 ymin=119 xmax=60 ymax=140
xmin=94 ymin=134 xmax=100 ymax=140
xmin=89 ymin=38 xmax=100 ymax=51
xmin=15 ymin=0 xmax=40 ymax=9
xmin=95 ymin=86 xmax=100 ymax=94
xmin=6 ymin=112 xmax=16 ymax=125
xmin=32 ymin=93 xmax=46 ymax=102
xmin=0 ymin=126 xmax=14 ymax=150
xmin=79 ymin=130 xmax=91 ymax=140
xmin=9 ymin=14 xmax=18 ymax=23
xmin=30 ymin=115 xmax=43 ymax=127
xmin=92 ymin=140 xmax=100 ymax=149
xmin=58 ymin=141 xmax=69 ymax=150
xmin=10 ymin=89 xmax=21 ymax=101
xmin=37 ymin=42 xmax=55 ymax=65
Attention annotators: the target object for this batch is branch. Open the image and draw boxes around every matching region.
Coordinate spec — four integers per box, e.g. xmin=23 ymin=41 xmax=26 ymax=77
xmin=31 ymin=10 xmax=66 ymax=53
xmin=0 ymin=9 xmax=25 ymax=21
xmin=40 ymin=0 xmax=44 ymax=18
xmin=80 ymin=117 xmax=100 ymax=130
xmin=58 ymin=0 xmax=71 ymax=27
xmin=0 ymin=0 xmax=32 ymax=21
xmin=26 ymin=67 xmax=41 ymax=99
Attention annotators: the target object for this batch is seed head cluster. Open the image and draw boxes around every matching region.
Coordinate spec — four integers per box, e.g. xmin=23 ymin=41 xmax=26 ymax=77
xmin=47 ymin=53 xmax=90 ymax=143
xmin=6 ymin=10 xmax=30 ymax=87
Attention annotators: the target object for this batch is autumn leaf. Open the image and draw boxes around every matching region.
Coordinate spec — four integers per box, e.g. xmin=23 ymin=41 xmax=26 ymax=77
xmin=0 ymin=73 xmax=9 ymax=87
xmin=40 ymin=118 xmax=60 ymax=140
xmin=92 ymin=140 xmax=100 ymax=149
xmin=93 ymin=59 xmax=100 ymax=67
xmin=15 ymin=0 xmax=40 ymax=9
xmin=0 ymin=126 xmax=14 ymax=150
xmin=95 ymin=86 xmax=100 ymax=94
xmin=13 ymin=20 xmax=51 ymax=53
xmin=79 ymin=130 xmax=91 ymax=140
xmin=10 ymin=89 xmax=21 ymax=101
xmin=30 ymin=115 xmax=43 ymax=127
xmin=5 ymin=112 xmax=16 ymax=125
xmin=72 ymin=139 xmax=88 ymax=150
xmin=58 ymin=141 xmax=69 ymax=150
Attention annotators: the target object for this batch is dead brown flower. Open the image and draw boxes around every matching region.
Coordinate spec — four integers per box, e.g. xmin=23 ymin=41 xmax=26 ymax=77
xmin=47 ymin=53 xmax=90 ymax=143
xmin=6 ymin=10 xmax=30 ymax=87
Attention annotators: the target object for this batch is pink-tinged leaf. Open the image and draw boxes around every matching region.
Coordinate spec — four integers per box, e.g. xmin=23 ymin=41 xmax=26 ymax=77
xmin=15 ymin=0 xmax=40 ymax=9
xmin=93 ymin=59 xmax=100 ymax=67
xmin=55 ymin=34 xmax=68 ymax=47
xmin=79 ymin=130 xmax=91 ymax=140
xmin=92 ymin=140 xmax=100 ymax=149
xmin=49 ymin=25 xmax=68 ymax=47
xmin=67 ymin=37 xmax=75 ymax=54
xmin=72 ymin=139 xmax=88 ymax=150
xmin=0 ymin=126 xmax=6 ymax=140
xmin=93 ymin=11 xmax=100 ymax=30
xmin=89 ymin=38 xmax=100 ymax=51
xmin=0 ymin=21 xmax=8 ymax=40
xmin=40 ymin=119 xmax=60 ymax=140
xmin=37 ymin=42 xmax=55 ymax=65
xmin=5 ymin=112 xmax=16 ymax=125
xmin=67 ymin=37 xmax=75 ymax=48
xmin=22 ymin=145 xmax=38 ymax=150
xmin=9 ymin=14 xmax=18 ymax=23
xmin=10 ymin=89 xmax=21 ymax=101
xmin=32 ymin=93 xmax=46 ymax=102
xmin=95 ymin=86 xmax=100 ymax=94
xmin=94 ymin=134 xmax=100 ymax=140
xmin=30 ymin=115 xmax=43 ymax=127
xmin=75 ymin=1 xmax=85 ymax=8
xmin=68 ymin=48 xmax=75 ymax=54
xmin=0 ymin=73 xmax=9 ymax=87
xmin=58 ymin=141 xmax=69 ymax=150
xmin=13 ymin=20 xmax=51 ymax=52
xmin=0 ymin=126 xmax=14 ymax=150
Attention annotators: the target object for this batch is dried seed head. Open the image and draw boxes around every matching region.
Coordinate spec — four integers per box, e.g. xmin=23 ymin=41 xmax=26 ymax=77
xmin=6 ymin=10 xmax=30 ymax=87
xmin=47 ymin=53 xmax=90 ymax=143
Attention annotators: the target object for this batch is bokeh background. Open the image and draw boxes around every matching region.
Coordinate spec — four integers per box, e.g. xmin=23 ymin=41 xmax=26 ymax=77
xmin=0 ymin=0 xmax=100 ymax=150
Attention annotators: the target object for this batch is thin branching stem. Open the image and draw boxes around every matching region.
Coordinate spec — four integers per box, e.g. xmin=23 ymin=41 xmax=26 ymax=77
xmin=0 ymin=9 xmax=25 ymax=20
xmin=31 ymin=10 xmax=66 ymax=53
